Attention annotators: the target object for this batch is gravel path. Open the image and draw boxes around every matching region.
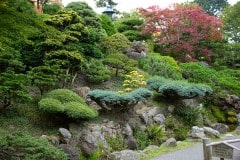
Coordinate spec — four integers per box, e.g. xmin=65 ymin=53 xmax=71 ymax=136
xmin=152 ymin=136 xmax=240 ymax=160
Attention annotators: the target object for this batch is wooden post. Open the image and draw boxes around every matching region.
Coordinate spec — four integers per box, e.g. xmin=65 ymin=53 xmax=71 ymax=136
xmin=203 ymin=138 xmax=212 ymax=160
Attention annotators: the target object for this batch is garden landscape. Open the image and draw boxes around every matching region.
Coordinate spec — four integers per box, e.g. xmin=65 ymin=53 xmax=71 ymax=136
xmin=0 ymin=0 xmax=239 ymax=159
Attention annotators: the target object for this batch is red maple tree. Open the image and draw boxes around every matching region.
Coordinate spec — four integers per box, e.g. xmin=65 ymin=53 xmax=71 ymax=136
xmin=139 ymin=3 xmax=223 ymax=62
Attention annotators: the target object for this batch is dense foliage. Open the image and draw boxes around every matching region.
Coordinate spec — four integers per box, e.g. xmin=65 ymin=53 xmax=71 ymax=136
xmin=0 ymin=133 xmax=67 ymax=160
xmin=139 ymin=4 xmax=223 ymax=62
xmin=147 ymin=76 xmax=212 ymax=98
xmin=39 ymin=89 xmax=98 ymax=119
xmin=138 ymin=53 xmax=182 ymax=80
xmin=193 ymin=0 xmax=228 ymax=15
xmin=87 ymin=88 xmax=152 ymax=111
xmin=180 ymin=62 xmax=240 ymax=96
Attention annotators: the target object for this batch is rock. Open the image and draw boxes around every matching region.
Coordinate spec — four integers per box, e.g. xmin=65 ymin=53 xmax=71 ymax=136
xmin=59 ymin=128 xmax=72 ymax=144
xmin=40 ymin=135 xmax=60 ymax=146
xmin=140 ymin=113 xmax=149 ymax=124
xmin=122 ymin=123 xmax=133 ymax=137
xmin=74 ymin=86 xmax=90 ymax=99
xmin=203 ymin=127 xmax=220 ymax=138
xmin=181 ymin=98 xmax=201 ymax=107
xmin=111 ymin=150 xmax=140 ymax=160
xmin=126 ymin=135 xmax=138 ymax=150
xmin=167 ymin=105 xmax=175 ymax=113
xmin=211 ymin=123 xmax=229 ymax=134
xmin=80 ymin=128 xmax=109 ymax=156
xmin=59 ymin=144 xmax=80 ymax=160
xmin=188 ymin=126 xmax=206 ymax=139
xmin=153 ymin=114 xmax=165 ymax=125
xmin=142 ymin=145 xmax=158 ymax=154
xmin=147 ymin=107 xmax=161 ymax=117
xmin=162 ymin=138 xmax=177 ymax=147
xmin=69 ymin=123 xmax=82 ymax=147
xmin=235 ymin=126 xmax=240 ymax=134
xmin=126 ymin=51 xmax=146 ymax=60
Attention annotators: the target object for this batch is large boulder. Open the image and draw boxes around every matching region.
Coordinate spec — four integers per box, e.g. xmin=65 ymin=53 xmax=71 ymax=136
xmin=211 ymin=123 xmax=229 ymax=134
xmin=203 ymin=127 xmax=220 ymax=138
xmin=59 ymin=128 xmax=72 ymax=144
xmin=162 ymin=138 xmax=177 ymax=147
xmin=188 ymin=126 xmax=206 ymax=139
xmin=59 ymin=144 xmax=80 ymax=160
xmin=110 ymin=150 xmax=140 ymax=160
xmin=153 ymin=114 xmax=165 ymax=125
xmin=73 ymin=87 xmax=90 ymax=99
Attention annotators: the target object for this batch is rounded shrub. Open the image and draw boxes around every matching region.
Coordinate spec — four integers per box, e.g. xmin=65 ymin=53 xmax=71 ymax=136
xmin=0 ymin=133 xmax=67 ymax=160
xmin=139 ymin=53 xmax=182 ymax=80
xmin=38 ymin=98 xmax=64 ymax=113
xmin=64 ymin=102 xmax=98 ymax=119
xmin=46 ymin=89 xmax=85 ymax=104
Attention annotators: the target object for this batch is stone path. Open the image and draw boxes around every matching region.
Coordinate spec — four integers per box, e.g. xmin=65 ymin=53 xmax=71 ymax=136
xmin=152 ymin=136 xmax=240 ymax=160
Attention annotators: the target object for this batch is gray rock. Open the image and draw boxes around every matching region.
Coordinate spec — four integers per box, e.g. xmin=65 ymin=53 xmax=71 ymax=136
xmin=182 ymin=98 xmax=200 ymax=107
xmin=167 ymin=105 xmax=175 ymax=113
xmin=188 ymin=126 xmax=206 ymax=139
xmin=162 ymin=138 xmax=177 ymax=147
xmin=211 ymin=123 xmax=229 ymax=134
xmin=59 ymin=144 xmax=80 ymax=160
xmin=126 ymin=135 xmax=138 ymax=150
xmin=140 ymin=112 xmax=149 ymax=124
xmin=153 ymin=114 xmax=165 ymax=125
xmin=147 ymin=107 xmax=161 ymax=117
xmin=141 ymin=145 xmax=158 ymax=154
xmin=80 ymin=128 xmax=109 ymax=156
xmin=40 ymin=135 xmax=60 ymax=146
xmin=59 ymin=128 xmax=71 ymax=144
xmin=203 ymin=127 xmax=220 ymax=138
xmin=122 ymin=123 xmax=133 ymax=137
xmin=111 ymin=150 xmax=140 ymax=160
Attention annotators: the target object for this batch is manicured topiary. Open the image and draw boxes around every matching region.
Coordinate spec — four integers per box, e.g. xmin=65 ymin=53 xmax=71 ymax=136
xmin=64 ymin=102 xmax=98 ymax=119
xmin=38 ymin=98 xmax=64 ymax=113
xmin=46 ymin=89 xmax=85 ymax=104
xmin=147 ymin=76 xmax=212 ymax=98
xmin=39 ymin=89 xmax=98 ymax=119
xmin=86 ymin=88 xmax=152 ymax=111
xmin=0 ymin=133 xmax=67 ymax=160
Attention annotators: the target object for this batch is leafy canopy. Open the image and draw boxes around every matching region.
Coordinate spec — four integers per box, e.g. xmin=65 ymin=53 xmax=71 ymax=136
xmin=139 ymin=3 xmax=223 ymax=62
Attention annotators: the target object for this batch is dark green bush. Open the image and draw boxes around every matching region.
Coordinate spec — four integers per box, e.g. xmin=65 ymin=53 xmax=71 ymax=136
xmin=106 ymin=135 xmax=127 ymax=151
xmin=100 ymin=14 xmax=117 ymax=36
xmin=139 ymin=53 xmax=182 ymax=80
xmin=147 ymin=76 xmax=213 ymax=98
xmin=38 ymin=98 xmax=64 ymax=113
xmin=133 ymin=130 xmax=151 ymax=150
xmin=146 ymin=124 xmax=167 ymax=145
xmin=86 ymin=88 xmax=152 ymax=110
xmin=174 ymin=106 xmax=202 ymax=126
xmin=85 ymin=59 xmax=111 ymax=83
xmin=210 ymin=105 xmax=226 ymax=123
xmin=180 ymin=62 xmax=240 ymax=96
xmin=64 ymin=102 xmax=98 ymax=119
xmin=46 ymin=89 xmax=85 ymax=104
xmin=0 ymin=133 xmax=67 ymax=160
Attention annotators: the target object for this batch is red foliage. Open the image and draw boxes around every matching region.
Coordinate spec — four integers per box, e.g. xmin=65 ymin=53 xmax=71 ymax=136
xmin=138 ymin=3 xmax=223 ymax=62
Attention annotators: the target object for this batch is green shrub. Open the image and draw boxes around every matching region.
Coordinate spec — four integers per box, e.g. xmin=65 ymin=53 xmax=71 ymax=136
xmin=133 ymin=130 xmax=151 ymax=150
xmin=86 ymin=88 xmax=152 ymax=110
xmin=106 ymin=135 xmax=127 ymax=151
xmin=85 ymin=59 xmax=111 ymax=83
xmin=174 ymin=126 xmax=188 ymax=141
xmin=39 ymin=89 xmax=98 ymax=119
xmin=64 ymin=102 xmax=98 ymax=119
xmin=38 ymin=98 xmax=64 ymax=113
xmin=147 ymin=76 xmax=212 ymax=98
xmin=100 ymin=14 xmax=117 ymax=36
xmin=118 ymin=70 xmax=146 ymax=93
xmin=139 ymin=53 xmax=182 ymax=80
xmin=46 ymin=89 xmax=85 ymax=104
xmin=174 ymin=106 xmax=202 ymax=126
xmin=99 ymin=33 xmax=130 ymax=55
xmin=0 ymin=133 xmax=67 ymax=160
xmin=146 ymin=124 xmax=167 ymax=145
xmin=180 ymin=62 xmax=240 ymax=96
xmin=210 ymin=105 xmax=226 ymax=123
